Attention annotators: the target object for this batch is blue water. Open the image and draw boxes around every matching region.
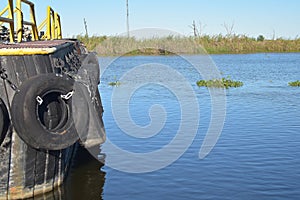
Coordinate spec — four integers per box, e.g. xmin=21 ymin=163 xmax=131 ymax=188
xmin=67 ymin=53 xmax=300 ymax=200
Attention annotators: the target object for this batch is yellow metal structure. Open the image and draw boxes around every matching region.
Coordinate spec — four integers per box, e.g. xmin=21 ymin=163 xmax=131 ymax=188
xmin=16 ymin=0 xmax=38 ymax=42
xmin=0 ymin=0 xmax=14 ymax=43
xmin=0 ymin=47 xmax=57 ymax=55
xmin=0 ymin=0 xmax=62 ymax=42
xmin=38 ymin=6 xmax=62 ymax=40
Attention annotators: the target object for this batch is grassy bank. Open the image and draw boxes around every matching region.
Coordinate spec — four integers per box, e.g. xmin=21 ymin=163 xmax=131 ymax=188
xmin=77 ymin=35 xmax=300 ymax=56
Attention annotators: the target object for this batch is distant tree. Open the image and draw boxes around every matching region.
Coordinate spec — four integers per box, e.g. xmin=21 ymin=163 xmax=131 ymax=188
xmin=257 ymin=35 xmax=265 ymax=41
xmin=222 ymin=21 xmax=235 ymax=38
xmin=126 ymin=0 xmax=130 ymax=37
xmin=191 ymin=20 xmax=198 ymax=37
xmin=190 ymin=20 xmax=206 ymax=37
xmin=84 ymin=18 xmax=88 ymax=37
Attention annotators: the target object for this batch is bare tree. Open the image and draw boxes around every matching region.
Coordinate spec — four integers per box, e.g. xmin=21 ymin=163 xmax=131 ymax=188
xmin=190 ymin=20 xmax=206 ymax=37
xmin=222 ymin=21 xmax=235 ymax=37
xmin=84 ymin=18 xmax=88 ymax=37
xmin=191 ymin=20 xmax=198 ymax=37
xmin=272 ymin=29 xmax=276 ymax=40
xmin=197 ymin=21 xmax=206 ymax=37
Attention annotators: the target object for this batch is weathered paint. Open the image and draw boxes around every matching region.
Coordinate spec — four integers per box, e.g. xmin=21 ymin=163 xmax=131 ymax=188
xmin=0 ymin=40 xmax=82 ymax=199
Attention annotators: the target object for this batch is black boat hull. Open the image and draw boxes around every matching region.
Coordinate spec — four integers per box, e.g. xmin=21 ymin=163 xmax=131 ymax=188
xmin=0 ymin=40 xmax=104 ymax=199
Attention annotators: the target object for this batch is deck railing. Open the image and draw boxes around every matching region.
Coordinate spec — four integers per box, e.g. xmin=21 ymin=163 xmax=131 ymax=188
xmin=0 ymin=0 xmax=62 ymax=42
xmin=16 ymin=0 xmax=39 ymax=42
xmin=0 ymin=0 xmax=14 ymax=42
xmin=38 ymin=6 xmax=62 ymax=40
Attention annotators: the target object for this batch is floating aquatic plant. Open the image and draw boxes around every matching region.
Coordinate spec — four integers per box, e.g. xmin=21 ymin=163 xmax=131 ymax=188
xmin=108 ymin=80 xmax=121 ymax=87
xmin=196 ymin=78 xmax=243 ymax=89
xmin=108 ymin=76 xmax=121 ymax=87
xmin=288 ymin=80 xmax=300 ymax=87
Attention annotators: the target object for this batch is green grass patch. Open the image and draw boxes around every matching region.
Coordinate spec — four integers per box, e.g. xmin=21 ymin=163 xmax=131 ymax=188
xmin=288 ymin=80 xmax=300 ymax=87
xmin=197 ymin=78 xmax=243 ymax=89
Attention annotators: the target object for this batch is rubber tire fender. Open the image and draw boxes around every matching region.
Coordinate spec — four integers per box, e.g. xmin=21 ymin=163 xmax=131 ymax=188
xmin=74 ymin=82 xmax=105 ymax=147
xmin=81 ymin=52 xmax=100 ymax=85
xmin=0 ymin=98 xmax=10 ymax=145
xmin=11 ymin=73 xmax=88 ymax=150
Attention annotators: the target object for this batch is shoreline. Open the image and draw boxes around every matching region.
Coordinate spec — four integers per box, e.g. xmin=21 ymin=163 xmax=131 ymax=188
xmin=76 ymin=35 xmax=300 ymax=56
xmin=96 ymin=51 xmax=300 ymax=57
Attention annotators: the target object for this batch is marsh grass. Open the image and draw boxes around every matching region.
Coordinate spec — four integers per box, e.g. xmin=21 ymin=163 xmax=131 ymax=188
xmin=77 ymin=35 xmax=300 ymax=56
xmin=197 ymin=78 xmax=243 ymax=89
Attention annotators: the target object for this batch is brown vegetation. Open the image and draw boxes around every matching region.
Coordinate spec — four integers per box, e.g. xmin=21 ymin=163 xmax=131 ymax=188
xmin=76 ymin=35 xmax=300 ymax=56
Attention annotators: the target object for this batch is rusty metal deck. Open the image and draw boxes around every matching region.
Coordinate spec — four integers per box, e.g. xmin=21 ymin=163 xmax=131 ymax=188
xmin=0 ymin=40 xmax=75 ymax=55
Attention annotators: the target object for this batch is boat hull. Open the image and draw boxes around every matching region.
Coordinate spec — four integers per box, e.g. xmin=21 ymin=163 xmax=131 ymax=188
xmin=0 ymin=40 xmax=104 ymax=199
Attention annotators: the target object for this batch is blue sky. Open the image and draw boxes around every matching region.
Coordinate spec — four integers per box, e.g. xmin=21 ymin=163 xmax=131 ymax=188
xmin=29 ymin=0 xmax=299 ymax=39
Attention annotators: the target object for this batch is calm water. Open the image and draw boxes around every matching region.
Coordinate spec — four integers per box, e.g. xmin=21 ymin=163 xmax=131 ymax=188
xmin=56 ymin=53 xmax=300 ymax=199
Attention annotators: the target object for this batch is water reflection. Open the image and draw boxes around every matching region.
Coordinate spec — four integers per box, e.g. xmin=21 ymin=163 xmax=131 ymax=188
xmin=64 ymin=145 xmax=106 ymax=200
xmin=98 ymin=54 xmax=300 ymax=199
xmin=30 ymin=145 xmax=106 ymax=200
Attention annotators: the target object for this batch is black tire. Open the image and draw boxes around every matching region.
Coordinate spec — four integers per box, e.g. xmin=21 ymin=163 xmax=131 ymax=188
xmin=76 ymin=53 xmax=105 ymax=147
xmin=81 ymin=52 xmax=100 ymax=85
xmin=79 ymin=52 xmax=103 ymax=121
xmin=74 ymin=82 xmax=105 ymax=147
xmin=0 ymin=98 xmax=10 ymax=145
xmin=72 ymin=82 xmax=91 ymax=142
xmin=11 ymin=73 xmax=88 ymax=150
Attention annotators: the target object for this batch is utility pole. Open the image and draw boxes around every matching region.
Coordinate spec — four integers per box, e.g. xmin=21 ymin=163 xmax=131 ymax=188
xmin=84 ymin=18 xmax=88 ymax=37
xmin=126 ymin=0 xmax=129 ymax=37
